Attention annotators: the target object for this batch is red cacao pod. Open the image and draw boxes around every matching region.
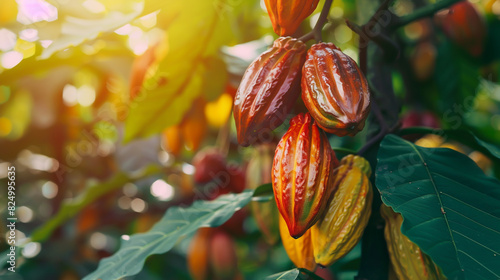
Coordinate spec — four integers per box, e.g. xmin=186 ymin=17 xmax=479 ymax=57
xmin=272 ymin=113 xmax=336 ymax=238
xmin=234 ymin=37 xmax=306 ymax=146
xmin=192 ymin=148 xmax=227 ymax=184
xmin=264 ymin=0 xmax=320 ymax=36
xmin=209 ymin=230 xmax=238 ymax=280
xmin=226 ymin=163 xmax=246 ymax=193
xmin=302 ymin=43 xmax=370 ymax=136
xmin=435 ymin=1 xmax=486 ymax=57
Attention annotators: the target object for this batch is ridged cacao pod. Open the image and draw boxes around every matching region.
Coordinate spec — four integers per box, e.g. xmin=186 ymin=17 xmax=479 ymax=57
xmin=273 ymin=113 xmax=337 ymax=238
xmin=248 ymin=144 xmax=280 ymax=245
xmin=435 ymin=1 xmax=486 ymax=57
xmin=302 ymin=43 xmax=370 ymax=136
xmin=279 ymin=215 xmax=316 ymax=271
xmin=311 ymin=155 xmax=373 ymax=266
xmin=234 ymin=37 xmax=306 ymax=146
xmin=209 ymin=230 xmax=238 ymax=280
xmin=264 ymin=0 xmax=320 ymax=36
xmin=381 ymin=204 xmax=446 ymax=280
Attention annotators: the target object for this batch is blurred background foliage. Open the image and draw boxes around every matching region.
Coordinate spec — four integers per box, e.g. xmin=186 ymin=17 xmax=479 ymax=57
xmin=0 ymin=0 xmax=499 ymax=279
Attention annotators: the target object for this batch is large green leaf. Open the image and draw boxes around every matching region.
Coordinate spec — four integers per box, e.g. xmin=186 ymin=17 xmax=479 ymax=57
xmin=265 ymin=268 xmax=322 ymax=280
xmin=123 ymin=0 xmax=233 ymax=142
xmin=83 ymin=190 xmax=254 ymax=280
xmin=434 ymin=39 xmax=480 ymax=115
xmin=376 ymin=134 xmax=500 ymax=280
xmin=38 ymin=0 xmax=144 ymax=59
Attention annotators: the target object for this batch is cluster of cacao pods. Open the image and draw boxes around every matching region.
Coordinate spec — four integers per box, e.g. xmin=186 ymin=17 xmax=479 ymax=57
xmin=187 ymin=228 xmax=241 ymax=280
xmin=232 ymin=0 xmax=374 ymax=270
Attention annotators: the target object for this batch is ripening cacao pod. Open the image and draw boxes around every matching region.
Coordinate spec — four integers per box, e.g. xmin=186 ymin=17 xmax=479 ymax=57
xmin=302 ymin=43 xmax=370 ymax=136
xmin=248 ymin=144 xmax=280 ymax=245
xmin=187 ymin=228 xmax=213 ymax=280
xmin=161 ymin=125 xmax=182 ymax=156
xmin=226 ymin=163 xmax=246 ymax=193
xmin=209 ymin=230 xmax=238 ymax=280
xmin=264 ymin=0 xmax=320 ymax=36
xmin=273 ymin=113 xmax=337 ymax=238
xmin=279 ymin=215 xmax=316 ymax=271
xmin=234 ymin=37 xmax=306 ymax=146
xmin=181 ymin=99 xmax=207 ymax=151
xmin=381 ymin=204 xmax=446 ymax=280
xmin=435 ymin=1 xmax=486 ymax=57
xmin=411 ymin=41 xmax=437 ymax=81
xmin=311 ymin=155 xmax=373 ymax=267
xmin=192 ymin=148 xmax=227 ymax=184
xmin=469 ymin=151 xmax=492 ymax=173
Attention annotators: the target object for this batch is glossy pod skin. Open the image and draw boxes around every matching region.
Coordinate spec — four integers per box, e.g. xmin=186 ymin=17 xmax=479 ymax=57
xmin=234 ymin=37 xmax=306 ymax=146
xmin=435 ymin=1 xmax=486 ymax=57
xmin=302 ymin=43 xmax=370 ymax=136
xmin=381 ymin=205 xmax=445 ymax=280
xmin=279 ymin=215 xmax=316 ymax=271
xmin=272 ymin=113 xmax=337 ymax=238
xmin=311 ymin=155 xmax=373 ymax=267
xmin=264 ymin=0 xmax=320 ymax=36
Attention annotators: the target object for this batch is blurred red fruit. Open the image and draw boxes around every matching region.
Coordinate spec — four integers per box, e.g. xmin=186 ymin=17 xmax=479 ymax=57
xmin=401 ymin=110 xmax=440 ymax=129
xmin=210 ymin=231 xmax=238 ymax=280
xmin=192 ymin=148 xmax=227 ymax=184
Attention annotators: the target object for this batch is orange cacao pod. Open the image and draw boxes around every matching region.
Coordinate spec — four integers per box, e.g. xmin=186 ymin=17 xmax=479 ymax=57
xmin=161 ymin=125 xmax=182 ymax=156
xmin=311 ymin=155 xmax=373 ymax=266
xmin=302 ymin=42 xmax=370 ymax=136
xmin=187 ymin=228 xmax=213 ymax=280
xmin=248 ymin=144 xmax=280 ymax=245
xmin=272 ymin=113 xmax=337 ymax=238
xmin=181 ymin=99 xmax=207 ymax=151
xmin=234 ymin=37 xmax=306 ymax=146
xmin=381 ymin=205 xmax=446 ymax=280
xmin=279 ymin=215 xmax=316 ymax=271
xmin=264 ymin=0 xmax=320 ymax=36
xmin=435 ymin=1 xmax=486 ymax=57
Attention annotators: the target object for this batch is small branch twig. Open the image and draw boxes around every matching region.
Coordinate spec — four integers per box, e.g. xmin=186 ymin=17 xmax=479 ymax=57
xmin=393 ymin=0 xmax=461 ymax=28
xmin=299 ymin=0 xmax=334 ymax=42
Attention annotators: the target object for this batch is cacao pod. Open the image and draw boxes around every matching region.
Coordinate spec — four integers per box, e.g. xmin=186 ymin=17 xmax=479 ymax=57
xmin=468 ymin=151 xmax=492 ymax=173
xmin=435 ymin=1 xmax=486 ymax=57
xmin=248 ymin=144 xmax=280 ymax=245
xmin=264 ymin=0 xmax=320 ymax=36
xmin=279 ymin=215 xmax=316 ymax=271
xmin=273 ymin=113 xmax=337 ymax=238
xmin=187 ymin=228 xmax=213 ymax=280
xmin=192 ymin=148 xmax=227 ymax=184
xmin=411 ymin=41 xmax=437 ymax=81
xmin=311 ymin=155 xmax=373 ymax=267
xmin=181 ymin=99 xmax=207 ymax=151
xmin=209 ymin=230 xmax=238 ymax=280
xmin=234 ymin=37 xmax=306 ymax=146
xmin=302 ymin=43 xmax=370 ymax=136
xmin=381 ymin=204 xmax=446 ymax=280
xmin=226 ymin=163 xmax=246 ymax=193
xmin=161 ymin=125 xmax=182 ymax=156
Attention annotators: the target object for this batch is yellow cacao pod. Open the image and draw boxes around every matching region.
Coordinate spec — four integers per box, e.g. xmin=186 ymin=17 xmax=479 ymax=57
xmin=279 ymin=215 xmax=316 ymax=271
xmin=381 ymin=204 xmax=446 ymax=280
xmin=311 ymin=155 xmax=373 ymax=267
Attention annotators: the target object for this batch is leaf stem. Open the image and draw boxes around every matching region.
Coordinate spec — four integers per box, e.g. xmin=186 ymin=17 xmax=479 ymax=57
xmin=299 ymin=0 xmax=334 ymax=42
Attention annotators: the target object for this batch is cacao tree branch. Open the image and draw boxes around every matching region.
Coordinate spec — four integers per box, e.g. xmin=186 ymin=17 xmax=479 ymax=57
xmin=392 ymin=0 xmax=461 ymax=29
xmin=299 ymin=0 xmax=334 ymax=42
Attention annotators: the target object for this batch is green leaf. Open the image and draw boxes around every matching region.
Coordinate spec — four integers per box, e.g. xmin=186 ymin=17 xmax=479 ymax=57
xmin=265 ymin=268 xmax=323 ymax=280
xmin=123 ymin=0 xmax=233 ymax=142
xmin=376 ymin=134 xmax=500 ymax=280
xmin=83 ymin=191 xmax=254 ymax=280
xmin=39 ymin=1 xmax=144 ymax=59
xmin=252 ymin=183 xmax=273 ymax=202
xmin=473 ymin=135 xmax=500 ymax=159
xmin=434 ymin=39 xmax=480 ymax=115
